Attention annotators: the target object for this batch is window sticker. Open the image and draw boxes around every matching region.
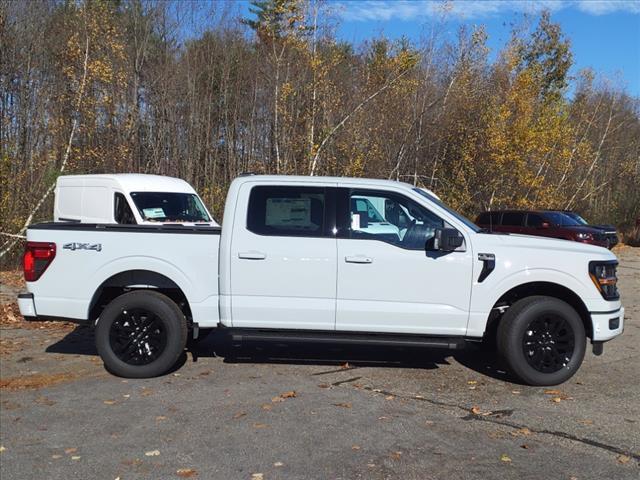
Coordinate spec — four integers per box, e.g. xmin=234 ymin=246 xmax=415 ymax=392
xmin=143 ymin=207 xmax=165 ymax=219
xmin=266 ymin=198 xmax=311 ymax=228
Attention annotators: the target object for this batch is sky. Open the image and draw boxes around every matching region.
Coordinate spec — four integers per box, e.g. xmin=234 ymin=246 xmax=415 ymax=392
xmin=331 ymin=0 xmax=640 ymax=96
xmin=234 ymin=0 xmax=640 ymax=96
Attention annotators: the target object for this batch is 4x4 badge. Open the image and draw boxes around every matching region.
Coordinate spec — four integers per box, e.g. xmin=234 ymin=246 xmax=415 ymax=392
xmin=63 ymin=242 xmax=102 ymax=252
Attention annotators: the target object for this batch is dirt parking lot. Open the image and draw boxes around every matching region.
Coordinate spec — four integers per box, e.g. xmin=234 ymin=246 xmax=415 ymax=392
xmin=1 ymin=247 xmax=639 ymax=480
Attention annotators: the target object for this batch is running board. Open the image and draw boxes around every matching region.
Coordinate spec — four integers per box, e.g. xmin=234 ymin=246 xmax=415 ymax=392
xmin=224 ymin=328 xmax=466 ymax=350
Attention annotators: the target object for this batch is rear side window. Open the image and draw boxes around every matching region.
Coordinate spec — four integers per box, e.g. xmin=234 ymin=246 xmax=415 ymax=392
xmin=477 ymin=212 xmax=501 ymax=225
xmin=502 ymin=212 xmax=524 ymax=226
xmin=527 ymin=213 xmax=544 ymax=227
xmin=247 ymin=186 xmax=327 ymax=237
xmin=114 ymin=193 xmax=136 ymax=224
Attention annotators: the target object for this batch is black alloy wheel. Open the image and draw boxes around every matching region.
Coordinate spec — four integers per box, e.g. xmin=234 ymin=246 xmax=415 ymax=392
xmin=95 ymin=290 xmax=188 ymax=378
xmin=522 ymin=314 xmax=575 ymax=373
xmin=109 ymin=308 xmax=168 ymax=365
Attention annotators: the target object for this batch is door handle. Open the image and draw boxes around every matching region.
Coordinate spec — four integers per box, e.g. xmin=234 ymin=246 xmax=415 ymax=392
xmin=345 ymin=255 xmax=373 ymax=264
xmin=238 ymin=251 xmax=267 ymax=260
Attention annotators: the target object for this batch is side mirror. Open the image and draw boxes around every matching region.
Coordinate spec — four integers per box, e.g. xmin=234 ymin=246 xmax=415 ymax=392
xmin=432 ymin=228 xmax=463 ymax=252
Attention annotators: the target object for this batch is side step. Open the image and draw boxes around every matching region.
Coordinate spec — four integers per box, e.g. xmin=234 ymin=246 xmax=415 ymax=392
xmin=224 ymin=328 xmax=466 ymax=350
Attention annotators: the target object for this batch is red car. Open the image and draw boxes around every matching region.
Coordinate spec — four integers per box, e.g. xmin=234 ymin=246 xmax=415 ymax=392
xmin=475 ymin=210 xmax=613 ymax=249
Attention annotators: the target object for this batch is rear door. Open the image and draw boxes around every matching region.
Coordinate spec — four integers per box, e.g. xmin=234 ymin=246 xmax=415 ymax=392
xmin=229 ymin=183 xmax=337 ymax=330
xmin=335 ymin=187 xmax=473 ymax=336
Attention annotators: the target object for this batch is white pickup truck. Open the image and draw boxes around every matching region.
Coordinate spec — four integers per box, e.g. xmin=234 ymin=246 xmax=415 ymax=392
xmin=18 ymin=174 xmax=624 ymax=385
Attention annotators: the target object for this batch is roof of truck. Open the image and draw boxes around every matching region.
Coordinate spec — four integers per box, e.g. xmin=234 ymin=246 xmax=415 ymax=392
xmin=233 ymin=175 xmax=440 ymax=198
xmin=56 ymin=174 xmax=196 ymax=194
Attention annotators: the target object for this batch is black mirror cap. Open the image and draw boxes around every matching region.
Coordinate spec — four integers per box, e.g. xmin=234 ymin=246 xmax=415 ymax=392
xmin=432 ymin=228 xmax=463 ymax=252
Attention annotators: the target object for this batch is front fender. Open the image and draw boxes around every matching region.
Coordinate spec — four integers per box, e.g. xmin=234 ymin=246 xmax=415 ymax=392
xmin=466 ymin=267 xmax=600 ymax=338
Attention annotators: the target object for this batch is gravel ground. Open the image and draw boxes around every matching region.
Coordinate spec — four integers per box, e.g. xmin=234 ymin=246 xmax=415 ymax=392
xmin=1 ymin=247 xmax=639 ymax=479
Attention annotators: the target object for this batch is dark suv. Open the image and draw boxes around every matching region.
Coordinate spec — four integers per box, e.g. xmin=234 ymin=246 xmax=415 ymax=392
xmin=475 ymin=210 xmax=614 ymax=249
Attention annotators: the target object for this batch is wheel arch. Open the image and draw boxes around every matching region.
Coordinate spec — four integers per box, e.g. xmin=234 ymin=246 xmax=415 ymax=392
xmin=485 ymin=281 xmax=592 ymax=342
xmin=89 ymin=270 xmax=192 ymax=323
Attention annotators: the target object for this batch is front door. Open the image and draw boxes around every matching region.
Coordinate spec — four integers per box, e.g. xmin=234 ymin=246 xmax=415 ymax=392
xmin=336 ymin=188 xmax=473 ymax=336
xmin=229 ymin=184 xmax=337 ymax=330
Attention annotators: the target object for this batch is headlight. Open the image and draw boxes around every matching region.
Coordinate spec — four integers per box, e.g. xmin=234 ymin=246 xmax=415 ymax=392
xmin=577 ymin=232 xmax=593 ymax=240
xmin=589 ymin=261 xmax=619 ymax=300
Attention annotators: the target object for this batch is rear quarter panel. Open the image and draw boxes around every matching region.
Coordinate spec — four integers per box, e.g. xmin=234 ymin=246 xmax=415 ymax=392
xmin=25 ymin=227 xmax=221 ymax=327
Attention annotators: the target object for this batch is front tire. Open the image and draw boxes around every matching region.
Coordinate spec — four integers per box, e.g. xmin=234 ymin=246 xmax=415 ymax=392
xmin=497 ymin=296 xmax=586 ymax=386
xmin=95 ymin=290 xmax=188 ymax=378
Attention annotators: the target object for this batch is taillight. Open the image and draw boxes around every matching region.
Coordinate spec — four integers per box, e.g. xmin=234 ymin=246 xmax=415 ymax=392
xmin=23 ymin=242 xmax=56 ymax=282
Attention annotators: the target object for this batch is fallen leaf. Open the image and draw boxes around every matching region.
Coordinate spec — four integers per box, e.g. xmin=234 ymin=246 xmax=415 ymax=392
xmin=551 ymin=397 xmax=562 ymax=403
xmin=425 ymin=420 xmax=434 ymax=426
xmin=176 ymin=468 xmax=198 ymax=477
xmin=273 ymin=461 xmax=284 ymax=467
xmin=351 ymin=445 xmax=361 ymax=450
xmin=579 ymin=419 xmax=593 ymax=425
xmin=385 ymin=395 xmax=394 ymax=400
xmin=471 ymin=406 xmax=483 ymax=415
xmin=544 ymin=389 xmax=562 ymax=395
xmin=103 ymin=400 xmax=117 ymax=405
xmin=253 ymin=423 xmax=269 ymax=429
xmin=511 ymin=390 xmax=521 ymax=395
xmin=145 ymin=450 xmax=160 ymax=456
xmin=64 ymin=448 xmax=77 ymax=455
xmin=500 ymin=454 xmax=512 ymax=463
xmin=271 ymin=391 xmax=296 ymax=403
xmin=261 ymin=404 xmax=272 ymax=411
xmin=35 ymin=396 xmax=56 ymax=406
xmin=251 ymin=474 xmax=263 ymax=480
xmin=510 ymin=427 xmax=532 ymax=437
xmin=71 ymin=456 xmax=81 ymax=460
xmin=467 ymin=380 xmax=478 ymax=385
xmin=333 ymin=402 xmax=352 ymax=408
xmin=340 ymin=362 xmax=350 ymax=369
xmin=233 ymin=411 xmax=247 ymax=419
xmin=141 ymin=388 xmax=153 ymax=397
xmin=616 ymin=454 xmax=631 ymax=464
xmin=156 ymin=416 xmax=167 ymax=421
xmin=520 ymin=444 xmax=529 ymax=449
xmin=390 ymin=451 xmax=402 ymax=460
xmin=317 ymin=383 xmax=330 ymax=389
xmin=52 ymin=454 xmax=62 ymax=459
xmin=198 ymin=371 xmax=211 ymax=376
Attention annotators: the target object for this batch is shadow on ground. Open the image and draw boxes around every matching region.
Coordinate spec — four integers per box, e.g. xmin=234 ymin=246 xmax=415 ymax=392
xmin=45 ymin=325 xmax=516 ymax=382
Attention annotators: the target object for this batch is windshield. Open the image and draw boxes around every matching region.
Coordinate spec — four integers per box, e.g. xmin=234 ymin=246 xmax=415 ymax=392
xmin=130 ymin=192 xmax=211 ymax=223
xmin=545 ymin=212 xmax=582 ymax=226
xmin=564 ymin=212 xmax=588 ymax=225
xmin=412 ymin=188 xmax=481 ymax=232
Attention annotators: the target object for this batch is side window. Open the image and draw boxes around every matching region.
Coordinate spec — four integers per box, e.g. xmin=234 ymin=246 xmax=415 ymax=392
xmin=527 ymin=213 xmax=544 ymax=227
xmin=348 ymin=190 xmax=443 ymax=249
xmin=114 ymin=193 xmax=136 ymax=224
xmin=502 ymin=212 xmax=524 ymax=226
xmin=247 ymin=185 xmax=326 ymax=237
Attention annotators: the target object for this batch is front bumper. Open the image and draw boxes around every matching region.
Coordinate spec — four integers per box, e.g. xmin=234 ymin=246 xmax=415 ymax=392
xmin=590 ymin=306 xmax=624 ymax=341
xmin=18 ymin=292 xmax=37 ymax=319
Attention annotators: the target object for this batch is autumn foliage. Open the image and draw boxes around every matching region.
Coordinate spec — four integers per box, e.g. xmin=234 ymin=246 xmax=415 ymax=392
xmin=1 ymin=1 xmax=639 ymax=264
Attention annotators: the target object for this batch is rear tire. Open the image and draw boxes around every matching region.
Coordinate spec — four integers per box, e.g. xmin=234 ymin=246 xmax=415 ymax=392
xmin=497 ymin=296 xmax=586 ymax=386
xmin=95 ymin=290 xmax=188 ymax=378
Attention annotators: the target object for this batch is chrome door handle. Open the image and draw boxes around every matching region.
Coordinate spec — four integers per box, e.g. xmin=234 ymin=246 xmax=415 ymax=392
xmin=345 ymin=255 xmax=373 ymax=264
xmin=238 ymin=251 xmax=267 ymax=260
